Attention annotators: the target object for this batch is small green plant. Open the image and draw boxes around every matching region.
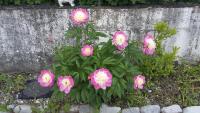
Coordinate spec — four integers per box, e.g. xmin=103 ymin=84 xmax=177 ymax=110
xmin=127 ymin=22 xmax=178 ymax=78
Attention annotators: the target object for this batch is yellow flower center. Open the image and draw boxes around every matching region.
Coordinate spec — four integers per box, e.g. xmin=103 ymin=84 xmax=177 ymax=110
xmin=116 ymin=35 xmax=125 ymax=45
xmin=85 ymin=48 xmax=91 ymax=55
xmin=148 ymin=40 xmax=156 ymax=49
xmin=95 ymin=72 xmax=108 ymax=85
xmin=42 ymin=74 xmax=51 ymax=83
xmin=74 ymin=11 xmax=85 ymax=21
xmin=137 ymin=79 xmax=144 ymax=86
xmin=62 ymin=79 xmax=70 ymax=87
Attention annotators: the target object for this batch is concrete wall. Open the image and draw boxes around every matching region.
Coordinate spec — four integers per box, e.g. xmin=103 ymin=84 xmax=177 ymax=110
xmin=0 ymin=7 xmax=200 ymax=73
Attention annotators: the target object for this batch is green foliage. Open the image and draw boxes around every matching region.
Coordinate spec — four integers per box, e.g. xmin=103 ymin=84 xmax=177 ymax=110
xmin=0 ymin=73 xmax=27 ymax=94
xmin=78 ymin=0 xmax=100 ymax=6
xmin=0 ymin=73 xmax=28 ymax=110
xmin=0 ymin=104 xmax=10 ymax=112
xmin=0 ymin=0 xmax=55 ymax=5
xmin=131 ymin=0 xmax=145 ymax=4
xmin=175 ymin=64 xmax=200 ymax=107
xmin=104 ymin=0 xmax=131 ymax=6
xmin=78 ymin=0 xmax=200 ymax=6
xmin=127 ymin=22 xmax=178 ymax=78
xmin=142 ymin=63 xmax=200 ymax=107
xmin=111 ymin=90 xmax=147 ymax=108
xmin=31 ymin=92 xmax=71 ymax=113
xmin=0 ymin=0 xmax=200 ymax=5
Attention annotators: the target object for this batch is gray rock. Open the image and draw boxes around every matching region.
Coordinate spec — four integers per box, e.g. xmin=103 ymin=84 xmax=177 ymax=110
xmin=13 ymin=105 xmax=32 ymax=113
xmin=79 ymin=105 xmax=93 ymax=113
xmin=140 ymin=105 xmax=160 ymax=113
xmin=16 ymin=80 xmax=52 ymax=99
xmin=183 ymin=106 xmax=200 ymax=113
xmin=122 ymin=107 xmax=140 ymax=113
xmin=100 ymin=104 xmax=121 ymax=113
xmin=7 ymin=104 xmax=15 ymax=110
xmin=0 ymin=112 xmax=9 ymax=113
xmin=69 ymin=105 xmax=79 ymax=112
xmin=161 ymin=104 xmax=182 ymax=113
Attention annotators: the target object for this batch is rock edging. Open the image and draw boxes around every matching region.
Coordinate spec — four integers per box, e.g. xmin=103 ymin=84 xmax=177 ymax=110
xmin=2 ymin=104 xmax=200 ymax=113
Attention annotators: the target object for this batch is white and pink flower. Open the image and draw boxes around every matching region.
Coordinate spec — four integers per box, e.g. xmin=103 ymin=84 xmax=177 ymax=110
xmin=38 ymin=70 xmax=55 ymax=87
xmin=57 ymin=76 xmax=74 ymax=94
xmin=81 ymin=45 xmax=94 ymax=57
xmin=112 ymin=31 xmax=128 ymax=51
xmin=70 ymin=8 xmax=89 ymax=25
xmin=143 ymin=33 xmax=156 ymax=55
xmin=133 ymin=75 xmax=146 ymax=90
xmin=89 ymin=68 xmax=112 ymax=90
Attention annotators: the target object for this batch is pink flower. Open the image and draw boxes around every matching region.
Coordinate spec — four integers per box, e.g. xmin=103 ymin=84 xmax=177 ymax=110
xmin=57 ymin=76 xmax=74 ymax=94
xmin=143 ymin=33 xmax=156 ymax=55
xmin=112 ymin=31 xmax=128 ymax=51
xmin=81 ymin=45 xmax=94 ymax=57
xmin=38 ymin=70 xmax=55 ymax=87
xmin=89 ymin=68 xmax=112 ymax=90
xmin=70 ymin=8 xmax=89 ymax=25
xmin=133 ymin=75 xmax=146 ymax=90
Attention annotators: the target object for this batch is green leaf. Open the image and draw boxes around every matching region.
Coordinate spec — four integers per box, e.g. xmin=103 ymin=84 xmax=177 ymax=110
xmin=102 ymin=57 xmax=117 ymax=65
xmin=76 ymin=60 xmax=80 ymax=68
xmin=95 ymin=32 xmax=107 ymax=37
xmin=81 ymin=88 xmax=87 ymax=102
xmin=14 ymin=0 xmax=20 ymax=5
xmin=63 ymin=103 xmax=70 ymax=113
xmin=84 ymin=67 xmax=94 ymax=72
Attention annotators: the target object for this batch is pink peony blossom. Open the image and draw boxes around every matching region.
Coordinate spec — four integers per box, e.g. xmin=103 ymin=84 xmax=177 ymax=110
xmin=57 ymin=76 xmax=74 ymax=94
xmin=133 ymin=75 xmax=146 ymax=90
xmin=143 ymin=33 xmax=156 ymax=55
xmin=81 ymin=45 xmax=94 ymax=57
xmin=89 ymin=68 xmax=112 ymax=90
xmin=70 ymin=8 xmax=89 ymax=25
xmin=112 ymin=31 xmax=128 ymax=51
xmin=38 ymin=70 xmax=55 ymax=87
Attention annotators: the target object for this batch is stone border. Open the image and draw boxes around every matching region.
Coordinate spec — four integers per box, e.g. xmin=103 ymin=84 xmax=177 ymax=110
xmin=2 ymin=104 xmax=200 ymax=113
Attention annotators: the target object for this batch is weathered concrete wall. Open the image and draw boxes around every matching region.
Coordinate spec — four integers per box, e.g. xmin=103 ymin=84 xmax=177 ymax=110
xmin=0 ymin=7 xmax=200 ymax=73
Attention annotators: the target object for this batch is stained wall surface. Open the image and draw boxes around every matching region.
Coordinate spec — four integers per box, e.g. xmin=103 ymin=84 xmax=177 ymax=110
xmin=0 ymin=7 xmax=200 ymax=73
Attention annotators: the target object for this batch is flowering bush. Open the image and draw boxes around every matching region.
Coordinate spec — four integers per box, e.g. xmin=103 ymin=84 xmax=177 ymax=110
xmin=48 ymin=8 xmax=142 ymax=107
xmin=37 ymin=8 xmax=178 ymax=109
